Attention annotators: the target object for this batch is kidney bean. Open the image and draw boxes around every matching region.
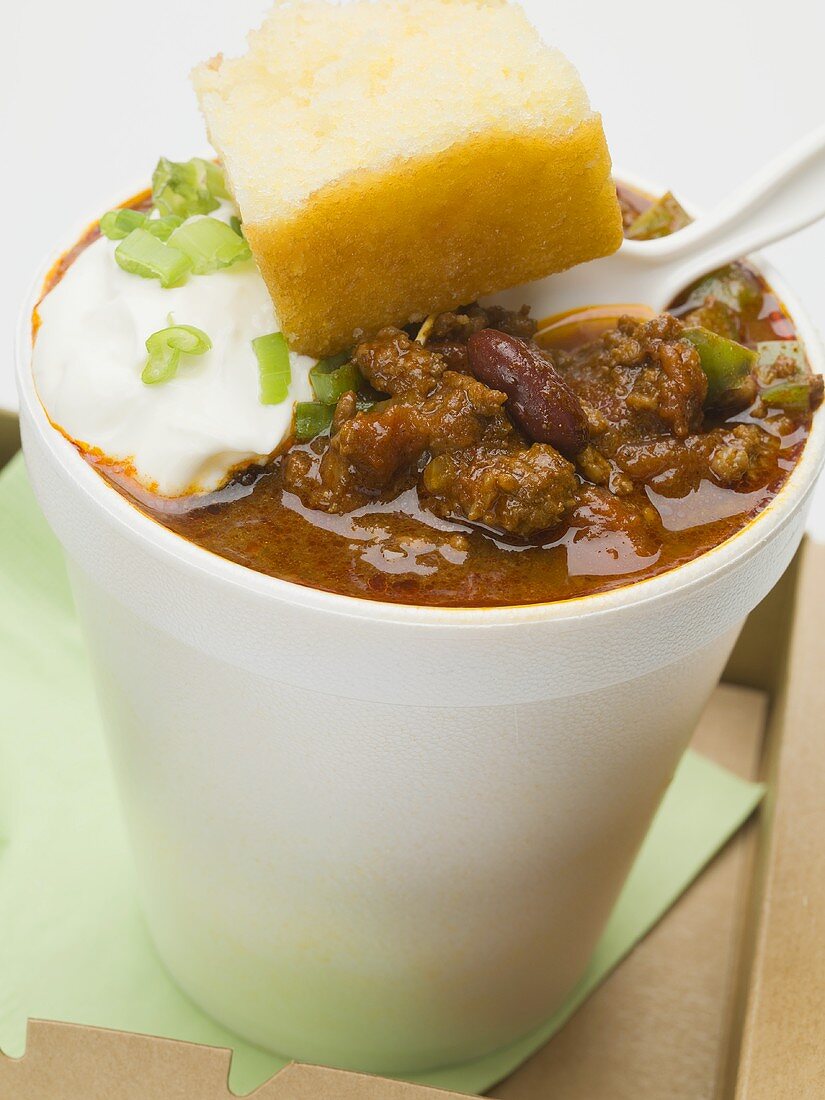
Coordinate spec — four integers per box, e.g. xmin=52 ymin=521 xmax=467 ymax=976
xmin=467 ymin=330 xmax=590 ymax=455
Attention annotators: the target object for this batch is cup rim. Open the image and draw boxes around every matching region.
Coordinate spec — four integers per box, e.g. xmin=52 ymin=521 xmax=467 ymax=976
xmin=15 ymin=170 xmax=825 ymax=627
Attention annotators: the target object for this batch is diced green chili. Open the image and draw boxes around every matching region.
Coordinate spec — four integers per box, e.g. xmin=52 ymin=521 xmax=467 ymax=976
xmin=761 ymin=379 xmax=815 ymax=411
xmin=115 ymin=229 xmax=191 ymax=287
xmin=294 ymin=401 xmax=334 ymax=441
xmin=310 ymin=355 xmax=362 ymax=405
xmin=253 ymin=332 xmax=291 ymax=405
xmin=625 ymin=192 xmax=691 ymax=240
xmin=755 ymin=342 xmax=817 ymax=410
xmin=683 ymin=264 xmax=763 ymax=314
xmin=317 ymin=351 xmax=351 ymax=372
xmin=682 ymin=326 xmax=757 ymax=406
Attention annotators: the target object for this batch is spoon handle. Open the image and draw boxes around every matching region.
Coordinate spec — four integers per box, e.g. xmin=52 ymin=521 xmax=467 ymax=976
xmin=624 ymin=124 xmax=825 ymax=302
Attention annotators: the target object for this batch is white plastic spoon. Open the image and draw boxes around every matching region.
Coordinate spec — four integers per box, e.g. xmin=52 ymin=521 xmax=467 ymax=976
xmin=490 ymin=124 xmax=825 ymax=319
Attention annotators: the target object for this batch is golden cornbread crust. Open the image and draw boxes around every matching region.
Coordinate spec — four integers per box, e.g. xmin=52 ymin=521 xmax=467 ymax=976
xmin=245 ymin=118 xmax=622 ymax=358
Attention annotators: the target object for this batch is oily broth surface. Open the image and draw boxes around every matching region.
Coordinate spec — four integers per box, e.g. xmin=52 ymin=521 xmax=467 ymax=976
xmin=127 ymin=280 xmax=807 ymax=608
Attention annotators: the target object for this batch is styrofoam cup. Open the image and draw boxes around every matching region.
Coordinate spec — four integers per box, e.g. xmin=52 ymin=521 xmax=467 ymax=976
xmin=16 ymin=205 xmax=825 ymax=1074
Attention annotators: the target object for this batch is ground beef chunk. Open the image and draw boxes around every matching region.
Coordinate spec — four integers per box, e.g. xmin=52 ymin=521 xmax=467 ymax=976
xmin=284 ymin=305 xmax=786 ymax=540
xmin=333 ymin=371 xmax=508 ymax=489
xmin=556 ymin=315 xmax=784 ymax=498
xmin=423 ymin=442 xmax=578 ymax=537
xmin=428 ymin=307 xmax=490 ymax=343
xmin=755 ymin=349 xmax=802 ymax=388
xmin=563 ymin=315 xmax=707 ymax=444
xmin=329 ymin=401 xmax=433 ymax=492
xmin=429 ymin=304 xmax=537 ymax=343
xmin=285 ymin=323 xmax=582 ymax=535
xmin=483 ymin=305 xmax=538 ymax=341
xmin=576 ymin=444 xmax=612 ymax=486
xmin=703 ymin=425 xmax=779 ymax=487
xmin=425 ymin=305 xmax=538 ymax=372
xmin=582 ymin=401 xmax=609 ymax=436
xmin=604 ymin=315 xmax=707 ymax=438
xmin=283 ymin=370 xmax=510 ymax=513
xmin=430 ymin=340 xmax=471 ymax=373
xmin=357 ymin=312 xmax=540 ymax=399
xmin=354 ymin=328 xmax=446 ymax=396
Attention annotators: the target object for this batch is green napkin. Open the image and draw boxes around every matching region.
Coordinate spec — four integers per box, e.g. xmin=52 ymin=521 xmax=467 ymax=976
xmin=0 ymin=454 xmax=763 ymax=1096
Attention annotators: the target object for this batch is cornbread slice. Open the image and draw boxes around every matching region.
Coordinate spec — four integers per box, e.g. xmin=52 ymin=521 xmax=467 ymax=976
xmin=193 ymin=0 xmax=623 ymax=358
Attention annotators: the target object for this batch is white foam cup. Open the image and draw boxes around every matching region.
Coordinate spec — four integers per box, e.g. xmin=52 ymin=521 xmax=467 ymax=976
xmin=16 ymin=196 xmax=825 ymax=1074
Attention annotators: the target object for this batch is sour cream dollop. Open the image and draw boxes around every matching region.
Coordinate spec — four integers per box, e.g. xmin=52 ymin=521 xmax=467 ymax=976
xmin=32 ymin=213 xmax=315 ymax=496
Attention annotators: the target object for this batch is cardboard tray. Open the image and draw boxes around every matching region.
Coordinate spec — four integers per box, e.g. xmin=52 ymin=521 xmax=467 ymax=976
xmin=1 ymin=431 xmax=823 ymax=1098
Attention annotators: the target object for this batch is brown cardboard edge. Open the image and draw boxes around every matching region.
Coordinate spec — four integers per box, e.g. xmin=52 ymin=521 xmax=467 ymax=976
xmin=729 ymin=538 xmax=825 ymax=1100
xmin=0 ymin=1020 xmax=473 ymax=1100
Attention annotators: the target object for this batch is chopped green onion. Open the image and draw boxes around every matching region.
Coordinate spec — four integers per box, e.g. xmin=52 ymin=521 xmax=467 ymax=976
xmin=100 ymin=208 xmax=148 ymax=240
xmin=295 ymin=401 xmax=334 ymax=441
xmin=316 ymin=351 xmax=350 ymax=373
xmin=150 ymin=325 xmax=211 ymax=356
xmin=625 ymin=192 xmax=691 ymax=240
xmin=761 ymin=379 xmax=814 ymax=411
xmin=144 ymin=215 xmax=183 ymax=241
xmin=142 ymin=342 xmax=179 ymax=386
xmin=142 ymin=324 xmax=212 ymax=385
xmin=168 ymin=217 xmax=251 ymax=274
xmin=253 ymin=332 xmax=291 ymax=404
xmin=115 ymin=228 xmax=191 ymax=287
xmin=151 ymin=157 xmax=229 ymax=219
xmin=201 ymin=158 xmax=231 ymax=201
xmin=310 ymin=356 xmax=362 ymax=405
xmin=682 ymin=326 xmax=757 ymax=406
xmin=103 ymin=209 xmax=184 ymax=243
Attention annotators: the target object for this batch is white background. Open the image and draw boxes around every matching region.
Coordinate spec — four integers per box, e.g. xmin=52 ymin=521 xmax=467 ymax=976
xmin=4 ymin=0 xmax=825 ymax=529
